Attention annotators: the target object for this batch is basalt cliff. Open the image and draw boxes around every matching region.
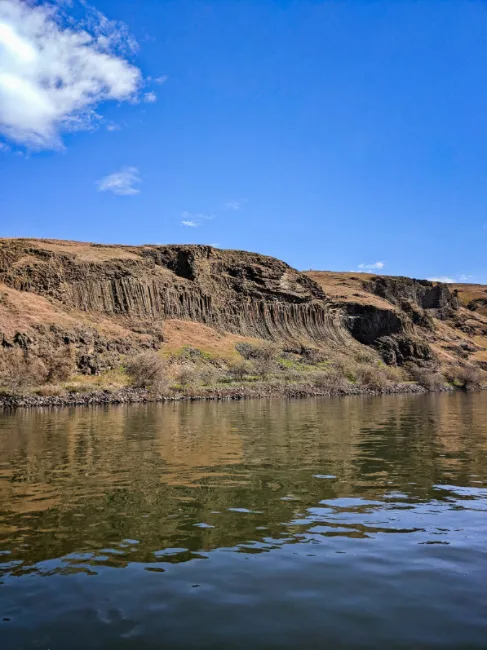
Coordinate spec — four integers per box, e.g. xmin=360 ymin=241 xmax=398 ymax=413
xmin=0 ymin=238 xmax=486 ymax=379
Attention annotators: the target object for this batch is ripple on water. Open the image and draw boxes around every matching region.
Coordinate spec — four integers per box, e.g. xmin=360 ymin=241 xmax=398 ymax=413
xmin=1 ymin=393 xmax=487 ymax=649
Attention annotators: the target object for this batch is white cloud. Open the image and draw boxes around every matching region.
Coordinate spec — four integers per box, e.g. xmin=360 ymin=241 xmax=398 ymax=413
xmin=223 ymin=199 xmax=244 ymax=211
xmin=143 ymin=91 xmax=157 ymax=103
xmin=0 ymin=0 xmax=142 ymax=149
xmin=358 ymin=261 xmax=385 ymax=270
xmin=182 ymin=211 xmax=214 ymax=220
xmin=427 ymin=274 xmax=478 ymax=284
xmin=106 ymin=122 xmax=121 ymax=131
xmin=97 ymin=166 xmax=141 ymax=195
xmin=427 ymin=276 xmax=456 ymax=284
xmin=180 ymin=211 xmax=214 ymax=227
xmin=0 ymin=141 xmax=10 ymax=152
xmin=152 ymin=75 xmax=168 ymax=85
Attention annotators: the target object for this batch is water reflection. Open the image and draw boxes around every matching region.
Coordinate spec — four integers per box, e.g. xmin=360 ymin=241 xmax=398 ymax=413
xmin=1 ymin=393 xmax=486 ymax=576
xmin=0 ymin=393 xmax=487 ymax=649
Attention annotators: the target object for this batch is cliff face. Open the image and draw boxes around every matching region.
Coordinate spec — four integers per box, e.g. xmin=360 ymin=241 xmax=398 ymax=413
xmin=0 ymin=240 xmax=351 ymax=371
xmin=307 ymin=270 xmax=487 ymax=369
xmin=0 ymin=239 xmax=486 ymax=374
xmin=340 ymin=276 xmax=458 ymax=364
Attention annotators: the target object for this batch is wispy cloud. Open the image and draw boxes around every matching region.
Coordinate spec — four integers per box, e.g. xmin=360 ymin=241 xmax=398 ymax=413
xmin=428 ymin=274 xmax=478 ymax=284
xmin=0 ymin=141 xmax=10 ymax=153
xmin=223 ymin=199 xmax=245 ymax=211
xmin=180 ymin=211 xmax=214 ymax=227
xmin=358 ymin=261 xmax=385 ymax=270
xmin=106 ymin=122 xmax=122 ymax=132
xmin=143 ymin=91 xmax=157 ymax=103
xmin=0 ymin=0 xmax=142 ymax=149
xmin=97 ymin=167 xmax=141 ymax=196
xmin=152 ymin=75 xmax=168 ymax=85
xmin=427 ymin=276 xmax=456 ymax=284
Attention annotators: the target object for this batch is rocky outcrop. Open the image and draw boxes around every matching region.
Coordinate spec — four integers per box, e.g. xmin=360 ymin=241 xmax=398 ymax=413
xmin=374 ymin=335 xmax=432 ymax=366
xmin=467 ymin=297 xmax=487 ymax=313
xmin=366 ymin=276 xmax=459 ymax=318
xmin=337 ymin=302 xmax=431 ymax=365
xmin=342 ymin=303 xmax=405 ymax=345
xmin=0 ymin=240 xmax=351 ymax=353
xmin=354 ymin=277 xmax=458 ymax=362
xmin=2 ymin=239 xmax=483 ymax=374
xmin=304 ymin=270 xmax=483 ymax=367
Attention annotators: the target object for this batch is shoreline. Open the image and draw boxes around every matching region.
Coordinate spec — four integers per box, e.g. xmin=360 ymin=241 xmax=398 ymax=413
xmin=0 ymin=381 xmax=462 ymax=410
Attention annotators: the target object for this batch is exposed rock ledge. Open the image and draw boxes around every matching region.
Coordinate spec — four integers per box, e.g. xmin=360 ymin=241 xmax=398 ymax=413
xmin=0 ymin=382 xmax=457 ymax=410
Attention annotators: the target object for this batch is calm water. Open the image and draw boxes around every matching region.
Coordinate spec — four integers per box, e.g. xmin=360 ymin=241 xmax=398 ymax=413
xmin=1 ymin=393 xmax=487 ymax=650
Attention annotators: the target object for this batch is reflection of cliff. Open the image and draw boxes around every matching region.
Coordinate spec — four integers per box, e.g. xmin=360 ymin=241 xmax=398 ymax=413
xmin=1 ymin=394 xmax=487 ymax=575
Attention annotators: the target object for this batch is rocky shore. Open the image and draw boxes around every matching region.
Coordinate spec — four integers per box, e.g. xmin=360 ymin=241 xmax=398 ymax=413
xmin=0 ymin=381 xmax=455 ymax=410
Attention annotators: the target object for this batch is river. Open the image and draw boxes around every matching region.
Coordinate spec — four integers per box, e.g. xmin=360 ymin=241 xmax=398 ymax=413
xmin=1 ymin=392 xmax=486 ymax=649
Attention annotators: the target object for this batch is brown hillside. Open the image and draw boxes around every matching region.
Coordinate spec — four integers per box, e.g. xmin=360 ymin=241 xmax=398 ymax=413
xmin=452 ymin=282 xmax=487 ymax=317
xmin=0 ymin=239 xmax=486 ymax=383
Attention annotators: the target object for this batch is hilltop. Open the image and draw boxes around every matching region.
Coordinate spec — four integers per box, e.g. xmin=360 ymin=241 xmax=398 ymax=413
xmin=0 ymin=238 xmax=485 ymax=406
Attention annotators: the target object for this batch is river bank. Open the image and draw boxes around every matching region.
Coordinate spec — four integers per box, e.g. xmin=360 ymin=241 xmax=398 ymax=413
xmin=0 ymin=380 xmax=459 ymax=409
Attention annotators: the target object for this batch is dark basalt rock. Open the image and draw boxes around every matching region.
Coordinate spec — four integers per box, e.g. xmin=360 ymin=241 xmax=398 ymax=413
xmin=375 ymin=335 xmax=432 ymax=366
xmin=366 ymin=276 xmax=459 ymax=317
xmin=467 ymin=297 xmax=487 ymax=312
xmin=342 ymin=303 xmax=405 ymax=345
xmin=340 ymin=301 xmax=433 ymax=365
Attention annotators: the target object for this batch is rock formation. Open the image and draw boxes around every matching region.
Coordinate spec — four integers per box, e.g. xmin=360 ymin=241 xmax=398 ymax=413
xmin=1 ymin=238 xmax=486 ymax=374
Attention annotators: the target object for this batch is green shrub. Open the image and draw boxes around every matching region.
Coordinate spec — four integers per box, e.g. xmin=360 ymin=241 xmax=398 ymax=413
xmin=234 ymin=342 xmax=254 ymax=359
xmin=282 ymin=367 xmax=302 ymax=382
xmin=354 ymin=348 xmax=377 ymax=364
xmin=227 ymin=359 xmax=252 ymax=381
xmin=383 ymin=364 xmax=406 ymax=384
xmin=333 ymin=357 xmax=359 ymax=382
xmin=252 ymin=356 xmax=277 ymax=380
xmin=300 ymin=347 xmax=327 ymax=364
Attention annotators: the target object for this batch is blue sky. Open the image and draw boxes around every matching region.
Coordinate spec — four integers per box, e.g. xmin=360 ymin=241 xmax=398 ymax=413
xmin=1 ymin=0 xmax=486 ymax=282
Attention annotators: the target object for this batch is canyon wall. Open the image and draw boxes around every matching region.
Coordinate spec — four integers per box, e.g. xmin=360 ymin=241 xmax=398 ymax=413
xmin=1 ymin=239 xmax=484 ymax=373
xmin=0 ymin=240 xmax=350 ymax=353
